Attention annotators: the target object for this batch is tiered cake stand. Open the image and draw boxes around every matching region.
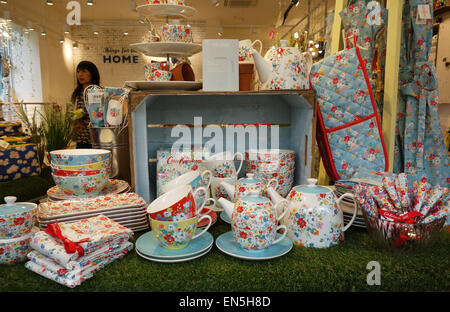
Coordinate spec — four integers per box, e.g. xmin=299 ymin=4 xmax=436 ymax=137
xmin=125 ymin=3 xmax=202 ymax=91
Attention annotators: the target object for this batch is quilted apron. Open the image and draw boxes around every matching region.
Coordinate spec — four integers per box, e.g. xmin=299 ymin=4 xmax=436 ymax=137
xmin=310 ymin=38 xmax=388 ymax=182
xmin=394 ymin=0 xmax=449 ymax=189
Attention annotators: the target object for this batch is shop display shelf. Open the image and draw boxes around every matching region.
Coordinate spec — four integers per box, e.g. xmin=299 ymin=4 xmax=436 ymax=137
xmin=136 ymin=4 xmax=197 ymax=18
xmin=124 ymin=81 xmax=202 ymax=91
xmin=130 ymin=42 xmax=202 ymax=58
xmin=128 ymin=91 xmax=317 ymax=203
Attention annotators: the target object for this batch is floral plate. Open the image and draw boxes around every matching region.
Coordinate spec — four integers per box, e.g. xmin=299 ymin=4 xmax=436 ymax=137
xmin=47 ymin=179 xmax=130 ymax=201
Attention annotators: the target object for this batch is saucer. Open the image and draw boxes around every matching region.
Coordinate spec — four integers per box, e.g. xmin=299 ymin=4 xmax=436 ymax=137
xmin=220 ymin=212 xmax=231 ymax=224
xmin=215 ymin=231 xmax=293 ymax=261
xmin=136 ymin=230 xmax=214 ymax=259
xmin=47 ymin=179 xmax=130 ymax=201
xmin=136 ymin=245 xmax=212 ymax=263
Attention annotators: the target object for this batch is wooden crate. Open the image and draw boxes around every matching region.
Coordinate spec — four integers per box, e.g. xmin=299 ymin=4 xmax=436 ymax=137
xmin=128 ymin=91 xmax=317 ymax=203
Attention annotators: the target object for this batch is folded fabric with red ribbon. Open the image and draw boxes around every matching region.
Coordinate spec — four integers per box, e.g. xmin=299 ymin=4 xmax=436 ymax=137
xmin=44 ymin=222 xmax=91 ymax=257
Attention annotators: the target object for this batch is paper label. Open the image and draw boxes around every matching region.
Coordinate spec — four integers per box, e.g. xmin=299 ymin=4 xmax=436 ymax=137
xmin=87 ymin=90 xmax=103 ymax=105
xmin=416 ymin=4 xmax=431 ymax=24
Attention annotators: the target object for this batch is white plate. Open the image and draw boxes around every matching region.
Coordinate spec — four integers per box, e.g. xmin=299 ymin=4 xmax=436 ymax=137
xmin=39 ymin=205 xmax=147 ymax=221
xmin=136 ymin=4 xmax=197 ymax=17
xmin=124 ymin=80 xmax=202 ymax=91
xmin=136 ymin=246 xmax=212 ymax=263
xmin=130 ymin=42 xmax=202 ymax=57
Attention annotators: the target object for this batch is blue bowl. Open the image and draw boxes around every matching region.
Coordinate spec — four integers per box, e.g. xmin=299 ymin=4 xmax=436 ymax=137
xmin=50 ymin=149 xmax=111 ymax=167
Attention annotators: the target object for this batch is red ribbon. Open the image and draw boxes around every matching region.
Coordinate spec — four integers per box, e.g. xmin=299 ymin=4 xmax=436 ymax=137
xmin=44 ymin=222 xmax=90 ymax=257
xmin=378 ymin=209 xmax=424 ymax=224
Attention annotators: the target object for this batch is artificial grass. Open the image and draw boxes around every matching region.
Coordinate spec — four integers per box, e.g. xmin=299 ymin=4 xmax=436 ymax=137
xmin=0 ymin=218 xmax=449 ymax=292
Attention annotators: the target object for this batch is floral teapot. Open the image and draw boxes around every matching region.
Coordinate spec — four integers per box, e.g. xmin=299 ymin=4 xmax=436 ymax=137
xmin=220 ymin=173 xmax=278 ymax=201
xmin=218 ymin=194 xmax=289 ymax=250
xmin=252 ymin=40 xmax=313 ymax=91
xmin=268 ymin=178 xmax=357 ymax=248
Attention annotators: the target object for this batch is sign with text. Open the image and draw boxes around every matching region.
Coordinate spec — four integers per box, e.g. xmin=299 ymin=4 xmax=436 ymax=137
xmin=103 ymin=47 xmax=140 ymax=64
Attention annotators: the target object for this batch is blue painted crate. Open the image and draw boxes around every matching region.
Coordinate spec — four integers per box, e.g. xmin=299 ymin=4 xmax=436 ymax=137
xmin=131 ymin=91 xmax=316 ymax=203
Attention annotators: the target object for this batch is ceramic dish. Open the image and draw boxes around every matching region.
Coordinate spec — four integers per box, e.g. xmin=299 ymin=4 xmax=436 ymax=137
xmin=46 ymin=179 xmax=130 ymax=201
xmin=136 ymin=245 xmax=212 ymax=263
xmin=39 ymin=206 xmax=147 ymax=222
xmin=160 ymin=24 xmax=193 ymax=43
xmin=197 ymin=208 xmax=217 ymax=228
xmin=136 ymin=230 xmax=213 ymax=259
xmin=0 ymin=227 xmax=38 ymax=265
xmin=129 ymin=42 xmax=202 ymax=58
xmin=0 ymin=197 xmax=37 ymax=239
xmin=215 ymin=231 xmax=293 ymax=261
xmin=51 ymin=168 xmax=107 ymax=178
xmin=39 ymin=192 xmax=147 ymax=220
xmin=51 ymin=172 xmax=110 ymax=197
xmin=51 ymin=158 xmax=110 ymax=171
xmin=50 ymin=149 xmax=110 ymax=167
xmin=144 ymin=67 xmax=172 ymax=81
xmin=220 ymin=211 xmax=232 ymax=224
xmin=39 ymin=210 xmax=148 ymax=225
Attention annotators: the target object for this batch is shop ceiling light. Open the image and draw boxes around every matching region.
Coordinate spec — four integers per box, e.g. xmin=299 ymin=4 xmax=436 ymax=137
xmin=27 ymin=21 xmax=34 ymax=31
xmin=73 ymin=42 xmax=78 ymax=48
xmin=46 ymin=0 xmax=54 ymax=6
xmin=59 ymin=38 xmax=64 ymax=43
xmin=0 ymin=1 xmax=8 ymax=4
xmin=64 ymin=24 xmax=70 ymax=34
xmin=211 ymin=0 xmax=220 ymax=7
xmin=41 ymin=29 xmax=47 ymax=36
xmin=294 ymin=32 xmax=299 ymax=39
xmin=87 ymin=0 xmax=94 ymax=5
xmin=93 ymin=25 xmax=98 ymax=35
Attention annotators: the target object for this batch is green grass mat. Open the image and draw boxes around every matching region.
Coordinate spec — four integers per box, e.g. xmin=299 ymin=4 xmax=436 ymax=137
xmin=1 ymin=217 xmax=449 ymax=292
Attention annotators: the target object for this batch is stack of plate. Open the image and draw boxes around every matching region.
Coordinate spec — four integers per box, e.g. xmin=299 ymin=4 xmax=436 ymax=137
xmin=135 ymin=230 xmax=214 ymax=263
xmin=47 ymin=179 xmax=131 ymax=202
xmin=38 ymin=192 xmax=149 ymax=232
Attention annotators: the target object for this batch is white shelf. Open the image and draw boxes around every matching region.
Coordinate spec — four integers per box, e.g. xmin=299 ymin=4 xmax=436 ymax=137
xmin=136 ymin=4 xmax=197 ymax=18
xmin=130 ymin=42 xmax=202 ymax=58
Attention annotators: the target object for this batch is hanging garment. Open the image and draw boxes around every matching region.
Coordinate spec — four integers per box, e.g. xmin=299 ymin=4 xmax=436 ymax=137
xmin=394 ymin=0 xmax=449 ymax=189
xmin=310 ymin=40 xmax=388 ymax=182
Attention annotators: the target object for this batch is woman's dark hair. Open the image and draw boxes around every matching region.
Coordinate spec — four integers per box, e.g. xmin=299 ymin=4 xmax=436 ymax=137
xmin=71 ymin=61 xmax=101 ymax=103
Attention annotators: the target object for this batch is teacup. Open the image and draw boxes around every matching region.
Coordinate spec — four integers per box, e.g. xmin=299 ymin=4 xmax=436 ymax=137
xmin=147 ymin=184 xmax=207 ymax=221
xmin=239 ymin=39 xmax=262 ymax=63
xmin=162 ymin=170 xmax=214 ymax=209
xmin=210 ymin=176 xmax=237 ymax=202
xmin=160 ymin=23 xmax=193 ymax=43
xmin=203 ymin=151 xmax=244 ymax=178
xmin=147 ymin=0 xmax=166 ymax=4
xmin=150 ymin=214 xmax=212 ymax=250
xmin=144 ymin=65 xmax=172 ymax=81
xmin=142 ymin=33 xmax=161 ymax=43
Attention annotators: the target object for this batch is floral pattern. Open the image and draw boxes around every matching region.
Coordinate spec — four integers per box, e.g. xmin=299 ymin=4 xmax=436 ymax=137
xmin=148 ymin=192 xmax=196 ymax=222
xmin=394 ymin=0 xmax=449 ymax=191
xmin=47 ymin=179 xmax=129 ymax=201
xmin=151 ymin=218 xmax=199 ymax=250
xmin=52 ymin=173 xmax=110 ymax=197
xmin=160 ymin=24 xmax=192 ymax=43
xmin=0 ymin=230 xmax=36 ymax=265
xmin=0 ymin=209 xmax=36 ymax=239
xmin=29 ymin=215 xmax=133 ymax=269
xmin=261 ymin=48 xmax=312 ymax=90
xmin=0 ymin=121 xmax=22 ymax=136
xmin=281 ymin=188 xmax=346 ymax=248
xmin=310 ymin=45 xmax=387 ymax=181
xmin=39 ymin=193 xmax=147 ymax=220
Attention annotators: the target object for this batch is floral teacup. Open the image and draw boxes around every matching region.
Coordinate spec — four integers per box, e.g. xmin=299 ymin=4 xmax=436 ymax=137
xmin=147 ymin=184 xmax=207 ymax=221
xmin=203 ymin=151 xmax=244 ymax=178
xmin=150 ymin=215 xmax=212 ymax=250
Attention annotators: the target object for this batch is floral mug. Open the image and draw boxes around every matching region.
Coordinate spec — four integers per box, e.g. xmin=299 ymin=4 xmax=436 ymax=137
xmin=239 ymin=39 xmax=262 ymax=63
xmin=203 ymin=151 xmax=244 ymax=178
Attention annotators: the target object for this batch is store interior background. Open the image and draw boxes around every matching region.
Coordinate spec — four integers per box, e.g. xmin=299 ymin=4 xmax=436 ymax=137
xmin=0 ymin=0 xmax=448 ymax=133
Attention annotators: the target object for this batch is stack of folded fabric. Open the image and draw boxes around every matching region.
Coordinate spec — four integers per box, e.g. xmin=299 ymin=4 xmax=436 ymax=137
xmin=38 ymin=193 xmax=149 ymax=232
xmin=25 ymin=215 xmax=133 ymax=288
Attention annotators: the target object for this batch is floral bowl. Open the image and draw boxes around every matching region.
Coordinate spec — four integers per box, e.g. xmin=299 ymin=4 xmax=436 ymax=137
xmin=51 ymin=158 xmax=110 ymax=171
xmin=160 ymin=24 xmax=193 ymax=43
xmin=52 ymin=172 xmax=110 ymax=197
xmin=0 ymin=197 xmax=37 ymax=239
xmin=51 ymin=167 xmax=110 ymax=178
xmin=50 ymin=149 xmax=111 ymax=167
xmin=0 ymin=228 xmax=38 ymax=265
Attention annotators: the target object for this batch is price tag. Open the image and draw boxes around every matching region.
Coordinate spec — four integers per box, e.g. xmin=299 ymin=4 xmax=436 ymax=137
xmin=0 ymin=139 xmax=9 ymax=150
xmin=416 ymin=4 xmax=431 ymax=24
xmin=88 ymin=90 xmax=103 ymax=105
xmin=418 ymin=4 xmax=432 ymax=19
